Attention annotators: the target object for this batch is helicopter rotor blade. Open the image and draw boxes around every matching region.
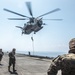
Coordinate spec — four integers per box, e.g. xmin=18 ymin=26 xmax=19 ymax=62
xmin=37 ymin=8 xmax=60 ymax=18
xmin=43 ymin=19 xmax=63 ymax=21
xmin=26 ymin=2 xmax=33 ymax=17
xmin=4 ymin=8 xmax=30 ymax=18
xmin=8 ymin=18 xmax=28 ymax=20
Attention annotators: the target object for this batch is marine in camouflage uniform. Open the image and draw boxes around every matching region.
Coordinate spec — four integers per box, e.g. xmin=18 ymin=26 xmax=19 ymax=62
xmin=0 ymin=49 xmax=4 ymax=65
xmin=8 ymin=48 xmax=16 ymax=72
xmin=47 ymin=38 xmax=75 ymax=75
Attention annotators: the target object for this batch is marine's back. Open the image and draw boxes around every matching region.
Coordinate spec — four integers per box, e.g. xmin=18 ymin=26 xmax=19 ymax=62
xmin=48 ymin=53 xmax=75 ymax=75
xmin=60 ymin=53 xmax=75 ymax=75
xmin=47 ymin=38 xmax=75 ymax=75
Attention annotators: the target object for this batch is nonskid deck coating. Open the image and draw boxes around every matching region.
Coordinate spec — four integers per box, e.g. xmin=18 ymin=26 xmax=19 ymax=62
xmin=0 ymin=54 xmax=61 ymax=75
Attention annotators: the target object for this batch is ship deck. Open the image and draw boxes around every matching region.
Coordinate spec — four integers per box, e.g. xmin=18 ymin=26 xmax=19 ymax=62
xmin=0 ymin=53 xmax=61 ymax=75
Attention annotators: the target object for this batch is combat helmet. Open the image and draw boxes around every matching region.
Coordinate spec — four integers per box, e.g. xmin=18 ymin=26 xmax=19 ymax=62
xmin=69 ymin=38 xmax=75 ymax=49
xmin=69 ymin=38 xmax=75 ymax=53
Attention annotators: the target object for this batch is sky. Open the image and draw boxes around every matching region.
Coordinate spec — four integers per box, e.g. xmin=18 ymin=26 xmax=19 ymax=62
xmin=0 ymin=0 xmax=75 ymax=54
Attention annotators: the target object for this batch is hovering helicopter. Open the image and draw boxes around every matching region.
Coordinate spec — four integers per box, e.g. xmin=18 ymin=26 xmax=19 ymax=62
xmin=4 ymin=2 xmax=62 ymax=35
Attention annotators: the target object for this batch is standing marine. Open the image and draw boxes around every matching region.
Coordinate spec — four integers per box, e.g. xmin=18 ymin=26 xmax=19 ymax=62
xmin=8 ymin=48 xmax=16 ymax=72
xmin=0 ymin=49 xmax=4 ymax=65
xmin=47 ymin=38 xmax=75 ymax=75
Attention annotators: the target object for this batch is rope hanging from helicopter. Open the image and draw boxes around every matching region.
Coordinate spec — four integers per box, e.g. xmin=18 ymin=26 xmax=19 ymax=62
xmin=31 ymin=33 xmax=34 ymax=55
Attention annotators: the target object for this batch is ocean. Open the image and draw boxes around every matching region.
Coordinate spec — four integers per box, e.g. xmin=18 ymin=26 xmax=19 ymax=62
xmin=16 ymin=51 xmax=67 ymax=57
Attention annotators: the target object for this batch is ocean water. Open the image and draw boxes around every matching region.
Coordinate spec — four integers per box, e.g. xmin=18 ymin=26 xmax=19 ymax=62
xmin=17 ymin=51 xmax=67 ymax=57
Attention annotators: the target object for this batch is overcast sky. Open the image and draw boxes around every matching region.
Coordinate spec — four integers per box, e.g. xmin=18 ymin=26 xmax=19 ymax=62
xmin=0 ymin=0 xmax=75 ymax=53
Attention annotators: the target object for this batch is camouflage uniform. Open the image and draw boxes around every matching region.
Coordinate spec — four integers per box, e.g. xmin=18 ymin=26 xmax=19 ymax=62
xmin=0 ymin=49 xmax=4 ymax=64
xmin=8 ymin=48 xmax=16 ymax=72
xmin=47 ymin=38 xmax=75 ymax=75
xmin=47 ymin=53 xmax=75 ymax=75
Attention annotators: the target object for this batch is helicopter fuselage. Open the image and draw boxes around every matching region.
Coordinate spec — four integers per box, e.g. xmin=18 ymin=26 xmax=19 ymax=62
xmin=23 ymin=18 xmax=43 ymax=34
xmin=16 ymin=18 xmax=43 ymax=35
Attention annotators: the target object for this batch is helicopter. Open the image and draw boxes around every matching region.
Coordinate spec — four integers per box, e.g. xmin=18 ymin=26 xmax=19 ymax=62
xmin=4 ymin=2 xmax=62 ymax=35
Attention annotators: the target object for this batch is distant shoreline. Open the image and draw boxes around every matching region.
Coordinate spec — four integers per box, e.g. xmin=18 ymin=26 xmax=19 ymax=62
xmin=16 ymin=53 xmax=54 ymax=59
xmin=4 ymin=51 xmax=66 ymax=59
xmin=4 ymin=52 xmax=54 ymax=60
